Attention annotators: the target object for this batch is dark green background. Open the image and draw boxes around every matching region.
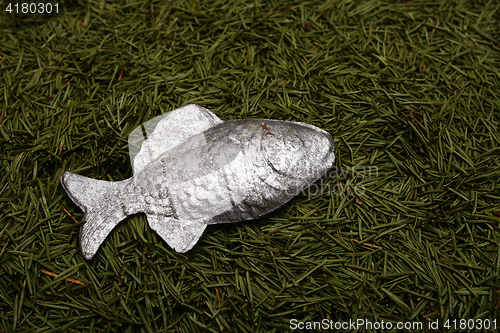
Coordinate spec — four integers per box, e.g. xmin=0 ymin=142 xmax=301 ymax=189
xmin=1 ymin=0 xmax=499 ymax=332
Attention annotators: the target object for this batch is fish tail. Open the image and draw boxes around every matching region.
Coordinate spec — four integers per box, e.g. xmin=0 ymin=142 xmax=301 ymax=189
xmin=61 ymin=171 xmax=133 ymax=260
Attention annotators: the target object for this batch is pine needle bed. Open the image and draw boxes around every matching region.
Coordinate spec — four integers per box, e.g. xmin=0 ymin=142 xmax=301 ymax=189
xmin=1 ymin=1 xmax=499 ymax=332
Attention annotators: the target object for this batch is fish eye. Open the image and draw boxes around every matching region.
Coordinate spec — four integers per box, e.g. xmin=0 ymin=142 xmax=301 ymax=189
xmin=283 ymin=133 xmax=304 ymax=150
xmin=262 ymin=132 xmax=305 ymax=175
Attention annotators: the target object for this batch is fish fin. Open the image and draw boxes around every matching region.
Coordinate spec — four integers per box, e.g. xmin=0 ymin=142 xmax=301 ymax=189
xmin=130 ymin=104 xmax=223 ymax=174
xmin=147 ymin=214 xmax=207 ymax=253
xmin=61 ymin=172 xmax=132 ymax=260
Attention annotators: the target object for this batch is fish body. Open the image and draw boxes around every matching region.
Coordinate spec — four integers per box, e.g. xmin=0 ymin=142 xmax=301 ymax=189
xmin=61 ymin=105 xmax=335 ymax=260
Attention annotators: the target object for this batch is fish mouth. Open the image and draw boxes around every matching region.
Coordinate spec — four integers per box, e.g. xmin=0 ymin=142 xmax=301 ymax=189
xmin=324 ymin=132 xmax=335 ymax=166
xmin=319 ymin=132 xmax=335 ymax=172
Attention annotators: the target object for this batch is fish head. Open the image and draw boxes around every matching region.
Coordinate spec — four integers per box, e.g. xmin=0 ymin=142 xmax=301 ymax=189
xmin=260 ymin=121 xmax=335 ymax=181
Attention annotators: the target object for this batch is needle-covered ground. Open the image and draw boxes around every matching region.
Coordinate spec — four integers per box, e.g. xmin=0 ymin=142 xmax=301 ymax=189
xmin=1 ymin=0 xmax=499 ymax=332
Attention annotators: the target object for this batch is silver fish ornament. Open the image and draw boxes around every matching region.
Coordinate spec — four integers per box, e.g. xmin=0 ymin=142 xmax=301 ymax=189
xmin=61 ymin=104 xmax=335 ymax=260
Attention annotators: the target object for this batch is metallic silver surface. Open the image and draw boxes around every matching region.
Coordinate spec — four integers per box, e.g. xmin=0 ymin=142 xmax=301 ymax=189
xmin=61 ymin=104 xmax=335 ymax=260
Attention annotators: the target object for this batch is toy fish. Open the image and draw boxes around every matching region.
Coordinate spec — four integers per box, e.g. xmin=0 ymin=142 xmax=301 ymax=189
xmin=61 ymin=104 xmax=335 ymax=260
